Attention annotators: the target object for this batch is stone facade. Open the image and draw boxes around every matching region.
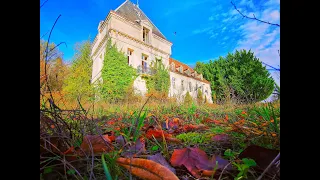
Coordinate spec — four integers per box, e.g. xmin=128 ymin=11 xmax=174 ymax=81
xmin=91 ymin=0 xmax=213 ymax=103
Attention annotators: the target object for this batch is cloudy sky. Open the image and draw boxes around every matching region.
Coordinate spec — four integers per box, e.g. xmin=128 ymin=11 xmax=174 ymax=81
xmin=40 ymin=0 xmax=280 ymax=85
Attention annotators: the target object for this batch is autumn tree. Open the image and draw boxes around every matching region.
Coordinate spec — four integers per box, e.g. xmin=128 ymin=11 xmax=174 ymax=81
xmin=63 ymin=40 xmax=93 ymax=101
xmin=40 ymin=39 xmax=66 ymax=92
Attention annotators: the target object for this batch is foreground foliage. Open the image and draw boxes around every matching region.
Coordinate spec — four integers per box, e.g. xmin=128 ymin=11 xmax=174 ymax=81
xmin=40 ymin=97 xmax=280 ymax=180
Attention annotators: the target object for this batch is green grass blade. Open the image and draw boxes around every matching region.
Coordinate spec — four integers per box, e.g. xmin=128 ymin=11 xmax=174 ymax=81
xmin=101 ymin=153 xmax=113 ymax=180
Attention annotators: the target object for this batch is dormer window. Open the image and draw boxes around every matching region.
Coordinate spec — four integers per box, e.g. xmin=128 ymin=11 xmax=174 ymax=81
xmin=185 ymin=69 xmax=191 ymax=76
xmin=143 ymin=27 xmax=150 ymax=43
xmin=171 ymin=63 xmax=175 ymax=71
xmin=179 ymin=66 xmax=183 ymax=73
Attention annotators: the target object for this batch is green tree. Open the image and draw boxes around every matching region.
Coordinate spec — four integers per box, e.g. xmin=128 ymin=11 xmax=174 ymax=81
xmin=195 ymin=50 xmax=274 ymax=104
xmin=99 ymin=39 xmax=137 ymax=102
xmin=63 ymin=40 xmax=93 ymax=101
xmin=184 ymin=91 xmax=193 ymax=106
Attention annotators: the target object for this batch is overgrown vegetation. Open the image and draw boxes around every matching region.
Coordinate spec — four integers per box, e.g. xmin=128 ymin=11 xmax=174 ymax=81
xmin=99 ymin=39 xmax=137 ymax=102
xmin=144 ymin=58 xmax=170 ymax=101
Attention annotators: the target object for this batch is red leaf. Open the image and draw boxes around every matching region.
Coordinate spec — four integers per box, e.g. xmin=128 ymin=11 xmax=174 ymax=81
xmin=170 ymin=147 xmax=230 ymax=178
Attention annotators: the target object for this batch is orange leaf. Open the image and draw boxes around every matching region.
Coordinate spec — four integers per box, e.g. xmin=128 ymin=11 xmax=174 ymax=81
xmin=145 ymin=129 xmax=172 ymax=139
xmin=78 ymin=135 xmax=113 ymax=155
xmin=116 ymin=157 xmax=179 ymax=180
xmin=183 ymin=124 xmax=208 ymax=132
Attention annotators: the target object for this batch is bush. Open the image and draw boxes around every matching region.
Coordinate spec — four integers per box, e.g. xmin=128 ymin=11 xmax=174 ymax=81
xmin=184 ymin=92 xmax=193 ymax=106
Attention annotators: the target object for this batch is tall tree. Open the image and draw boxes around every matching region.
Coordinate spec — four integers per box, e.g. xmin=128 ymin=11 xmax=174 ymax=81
xmin=40 ymin=39 xmax=66 ymax=91
xmin=63 ymin=40 xmax=93 ymax=101
xmin=195 ymin=50 xmax=274 ymax=104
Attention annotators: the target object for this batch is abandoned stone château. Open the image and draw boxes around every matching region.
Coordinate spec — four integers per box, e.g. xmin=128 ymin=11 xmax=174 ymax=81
xmin=91 ymin=0 xmax=213 ymax=103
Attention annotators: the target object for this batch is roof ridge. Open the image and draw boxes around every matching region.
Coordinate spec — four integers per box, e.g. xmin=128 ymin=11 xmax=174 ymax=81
xmin=114 ymin=0 xmax=129 ymax=12
xmin=170 ymin=58 xmax=194 ymax=71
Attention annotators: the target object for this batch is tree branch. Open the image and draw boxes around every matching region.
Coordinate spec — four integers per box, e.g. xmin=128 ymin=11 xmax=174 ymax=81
xmin=231 ymin=1 xmax=280 ymax=27
xmin=43 ymin=14 xmax=62 ymax=110
xmin=40 ymin=0 xmax=49 ymax=9
xmin=262 ymin=62 xmax=280 ymax=71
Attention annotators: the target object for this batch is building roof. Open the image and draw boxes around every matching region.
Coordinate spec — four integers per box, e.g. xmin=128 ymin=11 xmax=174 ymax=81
xmin=169 ymin=58 xmax=210 ymax=84
xmin=114 ymin=0 xmax=167 ymax=40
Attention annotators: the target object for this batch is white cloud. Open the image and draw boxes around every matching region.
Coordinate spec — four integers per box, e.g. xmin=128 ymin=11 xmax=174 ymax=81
xmin=230 ymin=0 xmax=280 ymax=86
xmin=192 ymin=27 xmax=212 ymax=34
xmin=239 ymin=0 xmax=255 ymax=9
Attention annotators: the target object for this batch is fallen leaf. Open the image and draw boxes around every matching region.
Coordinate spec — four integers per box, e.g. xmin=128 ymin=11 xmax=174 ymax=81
xmin=170 ymin=147 xmax=230 ymax=178
xmin=79 ymin=135 xmax=113 ymax=155
xmin=104 ymin=131 xmax=116 ymax=142
xmin=238 ymin=145 xmax=279 ymax=170
xmin=211 ymin=134 xmax=230 ymax=143
xmin=148 ymin=153 xmax=176 ymax=174
xmin=183 ymin=124 xmax=208 ymax=132
xmin=115 ymin=135 xmax=127 ymax=147
xmin=116 ymin=157 xmax=179 ymax=180
xmin=122 ymin=137 xmax=146 ymax=158
xmin=145 ymin=128 xmax=172 ymax=139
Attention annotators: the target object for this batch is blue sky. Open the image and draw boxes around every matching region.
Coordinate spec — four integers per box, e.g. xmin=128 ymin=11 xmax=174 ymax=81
xmin=40 ymin=0 xmax=280 ymax=85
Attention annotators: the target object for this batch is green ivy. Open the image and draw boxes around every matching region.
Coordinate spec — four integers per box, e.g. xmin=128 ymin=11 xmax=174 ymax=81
xmin=144 ymin=58 xmax=170 ymax=94
xmin=99 ymin=39 xmax=137 ymax=102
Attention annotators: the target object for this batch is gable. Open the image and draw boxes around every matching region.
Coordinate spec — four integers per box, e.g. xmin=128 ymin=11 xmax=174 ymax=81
xmin=114 ymin=0 xmax=166 ymax=40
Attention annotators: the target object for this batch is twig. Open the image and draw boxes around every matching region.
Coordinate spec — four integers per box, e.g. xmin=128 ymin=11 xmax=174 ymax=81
xmin=40 ymin=0 xmax=49 ymax=9
xmin=231 ymin=1 xmax=280 ymax=27
xmin=44 ymin=14 xmax=62 ymax=111
xmin=262 ymin=62 xmax=280 ymax=71
xmin=257 ymin=152 xmax=280 ymax=180
xmin=48 ymin=42 xmax=67 ymax=54
xmin=40 ymin=30 xmax=49 ymax=39
xmin=218 ymin=162 xmax=231 ymax=180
